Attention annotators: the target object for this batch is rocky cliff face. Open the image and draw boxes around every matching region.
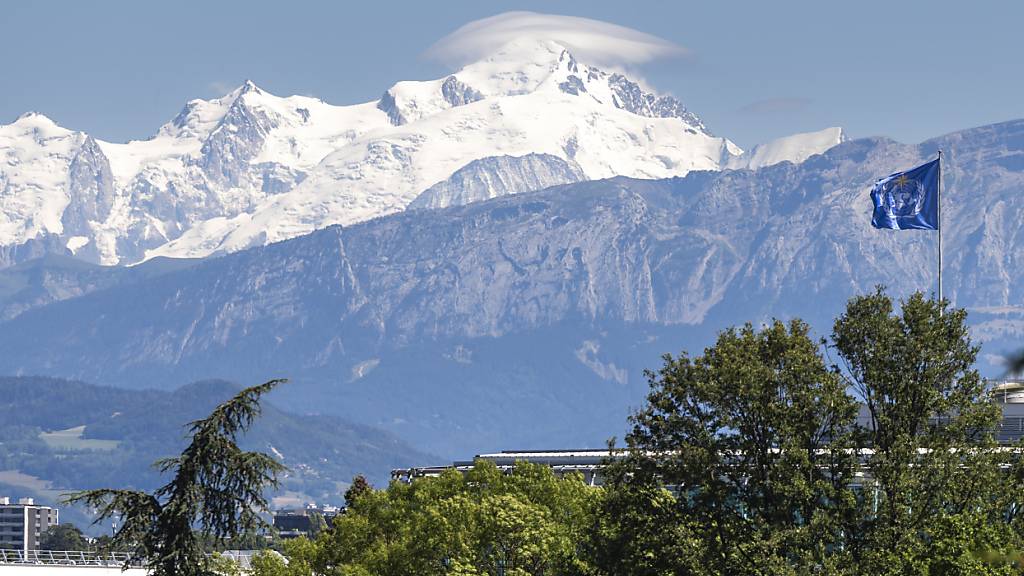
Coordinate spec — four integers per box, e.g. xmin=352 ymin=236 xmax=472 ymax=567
xmin=1 ymin=120 xmax=1020 ymax=456
xmin=64 ymin=136 xmax=116 ymax=232
xmin=607 ymin=73 xmax=707 ymax=130
xmin=198 ymin=82 xmax=280 ymax=188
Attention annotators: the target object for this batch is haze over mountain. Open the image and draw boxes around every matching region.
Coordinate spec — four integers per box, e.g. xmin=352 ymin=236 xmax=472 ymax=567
xmin=0 ymin=39 xmax=842 ymax=268
xmin=0 ymin=118 xmax=1020 ymax=457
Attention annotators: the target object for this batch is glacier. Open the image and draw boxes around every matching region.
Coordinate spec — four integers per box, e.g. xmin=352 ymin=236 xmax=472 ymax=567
xmin=0 ymin=39 xmax=842 ymax=268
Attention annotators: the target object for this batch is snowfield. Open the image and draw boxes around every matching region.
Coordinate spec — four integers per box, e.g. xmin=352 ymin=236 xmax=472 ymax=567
xmin=0 ymin=39 xmax=842 ymax=266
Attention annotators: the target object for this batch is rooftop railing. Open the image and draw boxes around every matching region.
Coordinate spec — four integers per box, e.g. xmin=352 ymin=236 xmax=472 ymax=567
xmin=0 ymin=549 xmax=142 ymax=566
xmin=0 ymin=549 xmax=260 ymax=568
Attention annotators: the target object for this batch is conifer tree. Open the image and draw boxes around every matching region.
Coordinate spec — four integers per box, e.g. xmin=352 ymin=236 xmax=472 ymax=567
xmin=66 ymin=379 xmax=287 ymax=576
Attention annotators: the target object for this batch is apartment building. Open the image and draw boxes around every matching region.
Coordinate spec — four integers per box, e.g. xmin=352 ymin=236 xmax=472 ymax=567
xmin=0 ymin=497 xmax=59 ymax=554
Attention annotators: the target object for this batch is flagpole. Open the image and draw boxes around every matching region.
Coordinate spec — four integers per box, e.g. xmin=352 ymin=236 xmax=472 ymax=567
xmin=937 ymin=149 xmax=943 ymax=308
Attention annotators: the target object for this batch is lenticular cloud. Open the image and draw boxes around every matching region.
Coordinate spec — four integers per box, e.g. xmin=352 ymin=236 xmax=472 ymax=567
xmin=425 ymin=11 xmax=689 ymax=68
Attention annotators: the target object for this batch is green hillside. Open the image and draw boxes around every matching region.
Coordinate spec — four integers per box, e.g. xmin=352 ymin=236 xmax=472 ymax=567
xmin=0 ymin=377 xmax=433 ymax=509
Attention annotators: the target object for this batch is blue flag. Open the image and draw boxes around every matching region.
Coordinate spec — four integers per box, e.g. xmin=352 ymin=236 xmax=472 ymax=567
xmin=870 ymin=158 xmax=940 ymax=230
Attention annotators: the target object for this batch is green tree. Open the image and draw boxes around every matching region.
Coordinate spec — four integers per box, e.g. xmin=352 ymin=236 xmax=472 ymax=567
xmin=344 ymin=475 xmax=372 ymax=507
xmin=605 ymin=291 xmax=1024 ymax=574
xmin=832 ymin=289 xmax=1011 ymax=573
xmin=587 ymin=474 xmax=704 ymax=576
xmin=39 ymin=523 xmax=90 ymax=551
xmin=91 ymin=533 xmax=134 ymax=553
xmin=306 ymin=510 xmax=329 ymax=537
xmin=313 ymin=461 xmax=600 ymax=576
xmin=602 ymin=318 xmax=859 ymax=575
xmin=65 ymin=379 xmax=288 ymax=576
xmin=250 ymin=538 xmax=319 ymax=576
xmin=249 ymin=549 xmax=294 ymax=576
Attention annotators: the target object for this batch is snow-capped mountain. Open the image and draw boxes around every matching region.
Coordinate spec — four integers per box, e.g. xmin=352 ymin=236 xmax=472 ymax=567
xmin=0 ymin=39 xmax=841 ymax=267
xmin=1 ymin=119 xmax=1020 ymax=456
xmin=0 ymin=113 xmax=111 ymax=264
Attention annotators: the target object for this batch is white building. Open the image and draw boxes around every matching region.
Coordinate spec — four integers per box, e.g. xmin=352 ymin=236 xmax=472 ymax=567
xmin=0 ymin=497 xmax=58 ymax=555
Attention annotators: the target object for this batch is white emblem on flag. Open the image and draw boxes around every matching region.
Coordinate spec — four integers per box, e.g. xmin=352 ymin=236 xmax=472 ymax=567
xmin=883 ymin=174 xmax=924 ymax=218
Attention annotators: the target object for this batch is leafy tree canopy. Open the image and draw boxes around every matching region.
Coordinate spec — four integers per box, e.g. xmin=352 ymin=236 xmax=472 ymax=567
xmin=279 ymin=461 xmax=601 ymax=576
xmin=597 ymin=290 xmax=1024 ymax=575
xmin=39 ymin=523 xmax=90 ymax=551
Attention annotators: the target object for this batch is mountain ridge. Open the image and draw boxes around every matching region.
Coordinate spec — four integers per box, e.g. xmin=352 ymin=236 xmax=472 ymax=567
xmin=0 ymin=118 xmax=1020 ymax=456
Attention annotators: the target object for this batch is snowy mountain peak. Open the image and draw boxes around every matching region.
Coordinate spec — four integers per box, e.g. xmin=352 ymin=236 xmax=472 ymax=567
xmin=728 ymin=127 xmax=845 ymax=170
xmin=457 ymin=37 xmax=569 ymax=95
xmin=0 ymin=44 xmax=847 ymax=267
xmin=14 ymin=110 xmax=48 ymax=122
xmin=218 ymin=80 xmax=264 ymax=104
xmin=377 ymin=37 xmax=709 ymax=135
xmin=160 ymin=81 xmax=277 ymax=141
xmin=239 ymin=79 xmax=262 ymax=95
xmin=9 ymin=111 xmax=69 ymax=136
xmin=376 ymin=39 xmax=571 ymax=126
xmin=463 ymin=38 xmax=709 ymax=133
xmin=0 ymin=112 xmax=89 ymax=250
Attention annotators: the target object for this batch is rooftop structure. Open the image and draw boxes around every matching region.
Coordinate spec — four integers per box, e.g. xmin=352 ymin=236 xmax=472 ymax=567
xmin=395 ymin=383 xmax=1024 ymax=484
xmin=982 ymin=380 xmax=1024 ymax=444
xmin=273 ymin=504 xmax=340 ymax=539
xmin=392 ymin=449 xmax=622 ymax=486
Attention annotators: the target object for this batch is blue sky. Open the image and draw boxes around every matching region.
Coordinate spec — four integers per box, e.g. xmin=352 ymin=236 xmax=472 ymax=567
xmin=4 ymin=0 xmax=1021 ymax=149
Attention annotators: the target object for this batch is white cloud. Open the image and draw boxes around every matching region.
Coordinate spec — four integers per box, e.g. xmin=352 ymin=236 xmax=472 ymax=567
xmin=425 ymin=11 xmax=689 ymax=69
